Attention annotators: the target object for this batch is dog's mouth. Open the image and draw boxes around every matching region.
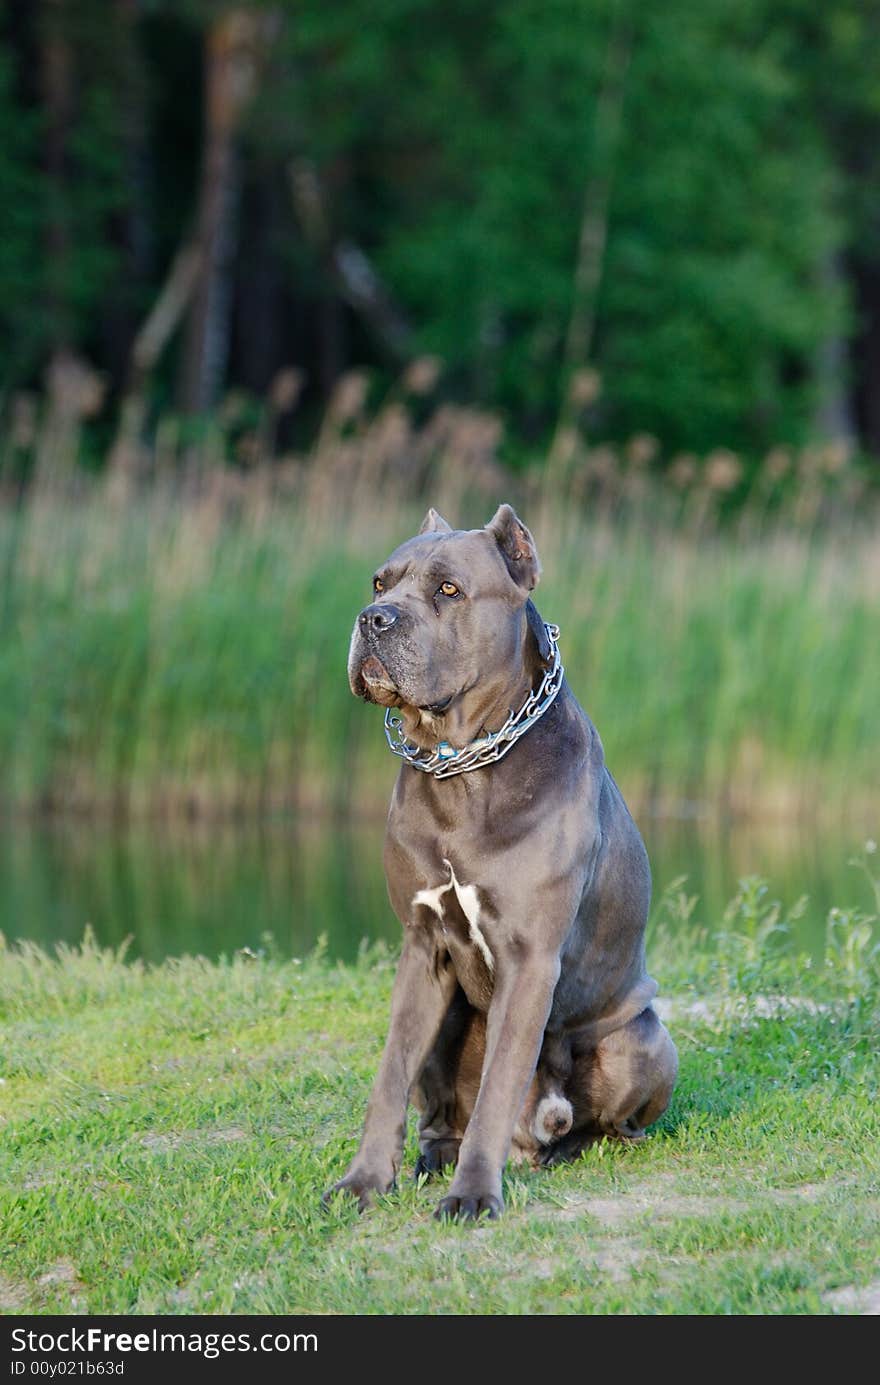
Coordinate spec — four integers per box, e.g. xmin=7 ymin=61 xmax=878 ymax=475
xmin=351 ymin=645 xmax=457 ymax=719
xmin=423 ymin=693 xmax=453 ymax=714
xmin=357 ymin=655 xmax=401 ymax=707
xmin=356 ymin=660 xmax=454 ymax=719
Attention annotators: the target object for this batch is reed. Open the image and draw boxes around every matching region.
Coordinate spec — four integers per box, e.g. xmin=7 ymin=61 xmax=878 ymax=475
xmin=0 ymin=449 xmax=877 ymax=822
xmin=1 ymin=368 xmax=877 ymax=820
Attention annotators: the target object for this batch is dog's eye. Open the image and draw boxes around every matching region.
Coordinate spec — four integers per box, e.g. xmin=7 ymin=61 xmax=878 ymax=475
xmin=373 ymin=577 xmax=385 ymax=594
xmin=439 ymin=582 xmax=460 ymax=598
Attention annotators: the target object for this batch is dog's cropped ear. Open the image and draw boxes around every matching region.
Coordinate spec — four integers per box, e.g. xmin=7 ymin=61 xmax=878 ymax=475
xmin=525 ymin=599 xmax=553 ymax=666
xmin=419 ymin=507 xmax=453 ymax=535
xmin=486 ymin=503 xmax=541 ymax=592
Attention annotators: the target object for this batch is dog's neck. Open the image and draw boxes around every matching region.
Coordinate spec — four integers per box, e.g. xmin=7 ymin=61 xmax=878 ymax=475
xmin=396 ymin=607 xmax=547 ymax=752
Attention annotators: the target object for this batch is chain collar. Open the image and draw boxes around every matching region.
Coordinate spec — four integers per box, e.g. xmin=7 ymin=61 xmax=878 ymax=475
xmin=383 ymin=622 xmax=564 ymax=779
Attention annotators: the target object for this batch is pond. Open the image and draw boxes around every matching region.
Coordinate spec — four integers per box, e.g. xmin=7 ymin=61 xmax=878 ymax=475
xmin=0 ymin=811 xmax=875 ymax=964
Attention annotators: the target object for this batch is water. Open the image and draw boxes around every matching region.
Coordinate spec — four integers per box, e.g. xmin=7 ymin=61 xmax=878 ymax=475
xmin=0 ymin=812 xmax=875 ymax=963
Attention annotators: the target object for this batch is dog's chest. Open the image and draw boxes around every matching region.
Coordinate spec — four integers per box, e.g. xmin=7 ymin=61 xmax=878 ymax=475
xmin=412 ymin=859 xmax=495 ymax=1007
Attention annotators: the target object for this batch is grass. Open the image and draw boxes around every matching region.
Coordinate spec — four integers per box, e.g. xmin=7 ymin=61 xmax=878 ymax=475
xmin=1 ymin=876 xmax=878 ymax=1316
xmin=0 ymin=476 xmax=878 ymax=822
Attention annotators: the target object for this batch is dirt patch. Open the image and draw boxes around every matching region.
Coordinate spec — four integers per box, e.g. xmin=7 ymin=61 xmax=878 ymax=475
xmin=771 ymin=1183 xmax=825 ymax=1203
xmin=23 ymin=1170 xmax=55 ymax=1191
xmin=655 ymin=994 xmax=829 ymax=1025
xmin=0 ymin=1261 xmax=86 ymax=1312
xmin=551 ymin=1175 xmax=859 ymax=1226
xmin=38 ymin=1260 xmax=86 ymax=1294
xmin=592 ymin=1240 xmax=645 ymax=1283
xmin=141 ymin=1131 xmax=183 ymax=1152
xmin=823 ymin=1280 xmax=880 ymax=1315
xmin=0 ymin=1274 xmax=28 ymax=1311
xmin=205 ymin=1127 xmax=248 ymax=1145
xmin=140 ymin=1126 xmax=248 ymax=1153
xmin=552 ymin=1188 xmax=749 ymax=1226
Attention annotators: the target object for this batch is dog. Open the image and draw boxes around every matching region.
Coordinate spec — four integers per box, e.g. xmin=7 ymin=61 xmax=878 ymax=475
xmin=324 ymin=504 xmax=677 ymax=1220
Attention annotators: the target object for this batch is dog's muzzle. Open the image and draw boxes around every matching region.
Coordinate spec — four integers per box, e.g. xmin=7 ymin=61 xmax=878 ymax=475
xmin=350 ymin=603 xmax=403 ymax=705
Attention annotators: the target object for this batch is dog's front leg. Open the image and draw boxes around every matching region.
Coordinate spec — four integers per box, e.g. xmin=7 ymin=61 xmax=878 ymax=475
xmin=436 ymin=949 xmax=560 ymax=1221
xmin=323 ymin=934 xmax=457 ymax=1211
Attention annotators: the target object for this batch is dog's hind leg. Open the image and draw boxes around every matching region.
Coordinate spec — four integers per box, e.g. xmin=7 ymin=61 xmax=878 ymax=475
xmin=411 ymin=986 xmax=477 ymax=1176
xmin=541 ymin=1006 xmax=678 ymax=1165
xmin=515 ymin=1034 xmax=574 ymax=1159
xmin=593 ymin=1002 xmax=681 ymax=1141
xmin=592 ymin=1005 xmax=678 ymax=1140
xmin=417 ymin=1013 xmax=581 ymax=1170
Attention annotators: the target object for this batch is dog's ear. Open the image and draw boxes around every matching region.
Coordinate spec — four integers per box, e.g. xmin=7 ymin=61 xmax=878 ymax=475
xmin=486 ymin=503 xmax=541 ymax=591
xmin=525 ymin=598 xmax=552 ymax=665
xmin=419 ymin=507 xmax=453 ymax=535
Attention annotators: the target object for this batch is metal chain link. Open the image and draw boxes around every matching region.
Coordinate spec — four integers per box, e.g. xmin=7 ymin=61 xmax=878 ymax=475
xmin=383 ymin=623 xmax=564 ymax=779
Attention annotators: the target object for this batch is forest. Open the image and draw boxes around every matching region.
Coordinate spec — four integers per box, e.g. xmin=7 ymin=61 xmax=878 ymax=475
xmin=1 ymin=0 xmax=879 ymax=471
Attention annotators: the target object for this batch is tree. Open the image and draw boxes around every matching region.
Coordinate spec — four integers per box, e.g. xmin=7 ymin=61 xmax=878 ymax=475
xmin=0 ymin=0 xmax=878 ymax=464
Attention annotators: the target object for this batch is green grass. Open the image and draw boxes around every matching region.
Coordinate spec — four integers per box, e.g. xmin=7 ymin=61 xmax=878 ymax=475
xmin=0 ymin=483 xmax=878 ymax=820
xmin=1 ymin=880 xmax=878 ymax=1315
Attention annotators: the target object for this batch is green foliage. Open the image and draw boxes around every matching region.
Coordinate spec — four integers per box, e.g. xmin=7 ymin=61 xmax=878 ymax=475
xmin=0 ymin=0 xmax=878 ymax=453
xmin=375 ymin=0 xmax=843 ymax=450
xmin=600 ymin=1 xmax=843 ymax=451
xmin=823 ymin=908 xmax=880 ymax=1004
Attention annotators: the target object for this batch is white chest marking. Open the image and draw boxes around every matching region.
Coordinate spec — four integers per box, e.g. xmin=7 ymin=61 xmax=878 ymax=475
xmin=412 ymin=858 xmax=494 ymax=972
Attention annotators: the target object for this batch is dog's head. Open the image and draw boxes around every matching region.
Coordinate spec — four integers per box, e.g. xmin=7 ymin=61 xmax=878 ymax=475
xmin=348 ymin=504 xmax=551 ymax=740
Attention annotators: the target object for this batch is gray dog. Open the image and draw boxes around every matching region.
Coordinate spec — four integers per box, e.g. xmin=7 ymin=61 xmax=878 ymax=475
xmin=324 ymin=504 xmax=677 ymax=1220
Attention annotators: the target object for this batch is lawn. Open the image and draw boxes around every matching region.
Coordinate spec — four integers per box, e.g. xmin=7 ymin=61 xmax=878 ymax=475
xmin=1 ymin=874 xmax=878 ymax=1316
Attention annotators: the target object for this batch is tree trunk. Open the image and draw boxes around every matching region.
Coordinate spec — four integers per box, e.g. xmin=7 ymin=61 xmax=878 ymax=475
xmin=110 ymin=243 xmax=202 ymax=480
xmin=178 ymin=11 xmax=266 ymax=415
xmin=102 ymin=0 xmax=154 ymax=392
xmin=852 ymin=258 xmax=880 ymax=460
xmin=40 ymin=0 xmax=74 ymax=350
xmin=813 ymin=251 xmax=856 ymax=444
xmin=289 ymin=157 xmax=413 ymax=373
xmin=551 ymin=3 xmax=633 ymax=461
xmin=233 ymin=172 xmax=286 ymax=394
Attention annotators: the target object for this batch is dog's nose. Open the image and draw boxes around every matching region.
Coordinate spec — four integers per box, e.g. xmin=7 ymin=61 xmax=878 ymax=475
xmin=359 ymin=603 xmax=400 ymax=634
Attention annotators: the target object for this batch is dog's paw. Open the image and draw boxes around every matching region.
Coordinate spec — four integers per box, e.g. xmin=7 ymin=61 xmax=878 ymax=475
xmin=414 ymin=1138 xmax=461 ymax=1180
xmin=321 ymin=1167 xmax=395 ymax=1214
xmin=532 ymin=1094 xmax=573 ymax=1144
xmin=434 ymin=1190 xmax=503 ymax=1222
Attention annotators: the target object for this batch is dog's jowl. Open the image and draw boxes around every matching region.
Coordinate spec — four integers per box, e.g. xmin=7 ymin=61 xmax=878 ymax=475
xmin=324 ymin=504 xmax=677 ymax=1220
